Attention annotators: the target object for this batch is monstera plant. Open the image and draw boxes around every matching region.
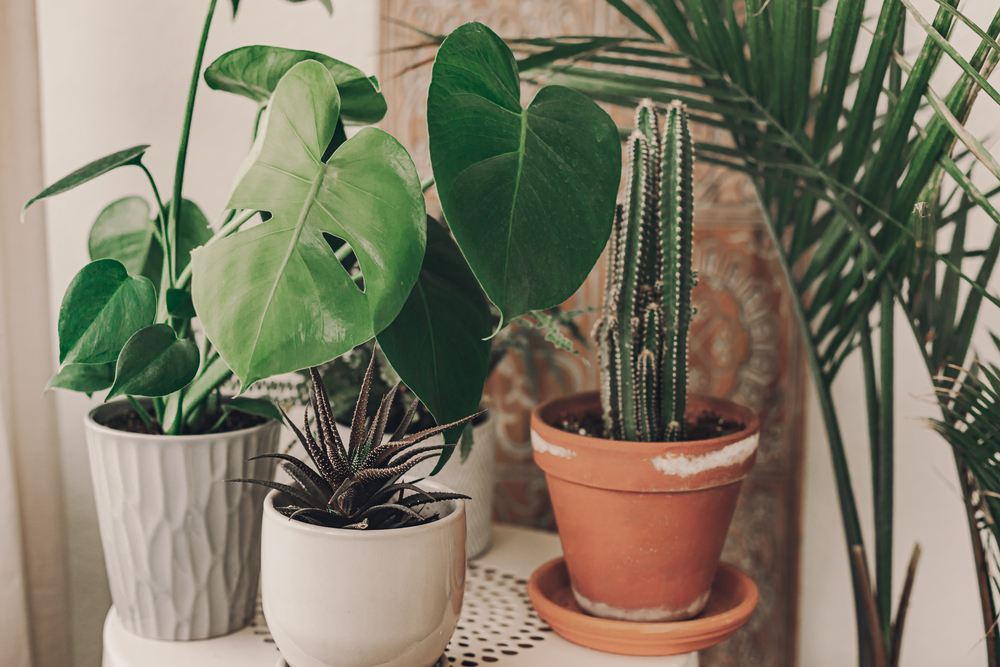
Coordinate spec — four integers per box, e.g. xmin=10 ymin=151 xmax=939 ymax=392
xmin=192 ymin=21 xmax=621 ymax=461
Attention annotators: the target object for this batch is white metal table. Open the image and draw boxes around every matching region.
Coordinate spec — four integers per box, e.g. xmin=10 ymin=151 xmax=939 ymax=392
xmin=103 ymin=524 xmax=698 ymax=667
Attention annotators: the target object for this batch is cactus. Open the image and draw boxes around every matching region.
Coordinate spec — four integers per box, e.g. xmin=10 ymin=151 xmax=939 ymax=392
xmin=594 ymin=100 xmax=695 ymax=442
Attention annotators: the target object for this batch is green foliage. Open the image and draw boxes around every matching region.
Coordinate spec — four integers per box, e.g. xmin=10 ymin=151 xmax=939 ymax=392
xmin=46 ymin=363 xmax=116 ymax=397
xmin=32 ymin=12 xmax=618 ymax=457
xmin=107 ymin=324 xmax=200 ymax=399
xmin=596 ymin=101 xmax=694 ymax=443
xmin=21 ymin=145 xmax=148 ymax=221
xmin=205 ymin=46 xmax=386 ymax=124
xmin=512 ymin=0 xmax=1000 ymax=662
xmin=376 ymin=218 xmax=493 ymax=455
xmin=231 ymin=354 xmax=477 ymax=529
xmin=426 ymin=22 xmax=622 ymax=328
xmin=57 ymin=259 xmax=156 ymax=365
xmin=191 ymin=61 xmax=426 ymax=389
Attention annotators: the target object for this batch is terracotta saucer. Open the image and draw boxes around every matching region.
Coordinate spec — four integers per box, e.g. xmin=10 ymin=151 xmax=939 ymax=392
xmin=527 ymin=558 xmax=758 ymax=656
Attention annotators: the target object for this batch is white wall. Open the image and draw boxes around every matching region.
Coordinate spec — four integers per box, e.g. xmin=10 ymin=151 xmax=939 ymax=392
xmin=797 ymin=1 xmax=999 ymax=665
xmin=33 ymin=2 xmax=378 ymax=665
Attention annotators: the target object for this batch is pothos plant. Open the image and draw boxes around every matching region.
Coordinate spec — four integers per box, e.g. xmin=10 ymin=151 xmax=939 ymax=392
xmin=23 ymin=0 xmax=381 ymax=434
xmin=27 ymin=6 xmax=622 ymax=453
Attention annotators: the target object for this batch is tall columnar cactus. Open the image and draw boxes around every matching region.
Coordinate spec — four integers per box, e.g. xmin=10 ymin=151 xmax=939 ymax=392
xmin=595 ymin=100 xmax=695 ymax=443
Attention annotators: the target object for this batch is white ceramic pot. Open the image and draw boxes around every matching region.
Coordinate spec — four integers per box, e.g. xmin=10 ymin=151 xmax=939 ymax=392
xmin=85 ymin=400 xmax=281 ymax=640
xmin=260 ymin=482 xmax=466 ymax=667
xmin=409 ymin=416 xmax=496 ymax=559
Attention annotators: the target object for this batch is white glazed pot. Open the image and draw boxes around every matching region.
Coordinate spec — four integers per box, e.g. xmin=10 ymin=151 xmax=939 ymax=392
xmin=409 ymin=415 xmax=496 ymax=559
xmin=85 ymin=400 xmax=281 ymax=640
xmin=261 ymin=482 xmax=466 ymax=667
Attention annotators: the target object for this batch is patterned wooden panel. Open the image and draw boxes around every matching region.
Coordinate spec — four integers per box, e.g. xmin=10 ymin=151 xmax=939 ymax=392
xmin=379 ymin=4 xmax=804 ymax=665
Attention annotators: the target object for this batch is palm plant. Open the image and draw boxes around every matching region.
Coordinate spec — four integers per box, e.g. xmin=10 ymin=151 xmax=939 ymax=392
xmin=476 ymin=1 xmax=1000 ymax=665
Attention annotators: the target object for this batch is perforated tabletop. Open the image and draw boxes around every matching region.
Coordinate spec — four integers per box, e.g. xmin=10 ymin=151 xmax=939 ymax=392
xmin=102 ymin=524 xmax=697 ymax=667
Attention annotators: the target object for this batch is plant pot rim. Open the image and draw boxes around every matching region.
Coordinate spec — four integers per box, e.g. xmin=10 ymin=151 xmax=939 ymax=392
xmin=86 ymin=397 xmax=279 ymax=443
xmin=530 ymin=390 xmax=760 ymax=493
xmin=262 ymin=478 xmax=465 ymax=541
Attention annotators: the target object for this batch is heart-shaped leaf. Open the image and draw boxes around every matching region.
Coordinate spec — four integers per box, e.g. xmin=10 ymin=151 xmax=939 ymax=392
xmin=58 ymin=259 xmax=156 ymax=365
xmin=166 ymin=288 xmax=197 ymax=319
xmin=224 ymin=396 xmax=282 ymax=423
xmin=88 ymin=197 xmax=211 ymax=284
xmin=377 ymin=218 xmax=492 ymax=448
xmin=192 ymin=60 xmax=425 ymax=388
xmin=22 ymin=145 xmax=149 ymax=220
xmin=88 ymin=197 xmax=163 ymax=284
xmin=205 ymin=46 xmax=385 ymax=124
xmin=427 ymin=22 xmax=621 ymax=327
xmin=167 ymin=199 xmax=213 ymax=273
xmin=107 ymin=324 xmax=199 ymax=399
xmin=46 ymin=362 xmax=116 ymax=397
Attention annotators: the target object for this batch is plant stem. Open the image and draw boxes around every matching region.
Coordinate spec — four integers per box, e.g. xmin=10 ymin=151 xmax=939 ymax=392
xmin=876 ymin=283 xmax=894 ymax=649
xmin=175 ymin=208 xmax=257 ymax=288
xmin=169 ymin=0 xmax=218 ymax=285
xmin=754 ymin=188 xmax=873 ymax=667
xmin=420 ymin=175 xmax=435 ymax=192
xmin=139 ymin=162 xmax=169 ymax=232
xmin=127 ymin=395 xmax=156 ymax=431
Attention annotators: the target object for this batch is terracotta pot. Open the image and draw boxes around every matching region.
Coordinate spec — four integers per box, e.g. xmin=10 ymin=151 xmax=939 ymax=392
xmin=530 ymin=390 xmax=758 ymax=622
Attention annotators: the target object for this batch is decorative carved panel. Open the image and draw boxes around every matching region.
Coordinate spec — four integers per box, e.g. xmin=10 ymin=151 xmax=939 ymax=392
xmin=380 ymin=4 xmax=804 ymax=665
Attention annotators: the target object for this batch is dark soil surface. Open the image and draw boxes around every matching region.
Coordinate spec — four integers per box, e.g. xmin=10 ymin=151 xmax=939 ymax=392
xmin=556 ymin=408 xmax=744 ymax=442
xmin=102 ymin=407 xmax=266 ymax=436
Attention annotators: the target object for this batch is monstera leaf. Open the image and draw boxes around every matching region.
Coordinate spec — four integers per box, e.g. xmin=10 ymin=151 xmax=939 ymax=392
xmin=377 ymin=218 xmax=493 ymax=450
xmin=427 ymin=22 xmax=621 ymax=327
xmin=205 ymin=46 xmax=385 ymax=124
xmin=192 ymin=61 xmax=424 ymax=389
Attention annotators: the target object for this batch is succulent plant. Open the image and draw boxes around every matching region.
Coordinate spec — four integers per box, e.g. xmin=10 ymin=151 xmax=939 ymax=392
xmin=594 ymin=100 xmax=696 ymax=443
xmin=231 ymin=353 xmax=480 ymax=529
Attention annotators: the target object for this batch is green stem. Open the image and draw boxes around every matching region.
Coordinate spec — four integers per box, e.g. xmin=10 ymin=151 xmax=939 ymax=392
xmin=175 ymin=209 xmax=257 ymax=288
xmin=753 ymin=187 xmax=873 ymax=667
xmin=127 ymin=396 xmax=156 ymax=431
xmin=168 ymin=0 xmax=218 ymax=285
xmin=139 ymin=162 xmax=168 ymax=233
xmin=420 ymin=175 xmax=436 ymax=192
xmin=877 ymin=283 xmax=895 ymax=650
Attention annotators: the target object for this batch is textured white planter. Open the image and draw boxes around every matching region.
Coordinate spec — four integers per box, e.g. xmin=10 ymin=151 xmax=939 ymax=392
xmin=261 ymin=482 xmax=466 ymax=667
xmin=409 ymin=416 xmax=496 ymax=559
xmin=85 ymin=400 xmax=281 ymax=640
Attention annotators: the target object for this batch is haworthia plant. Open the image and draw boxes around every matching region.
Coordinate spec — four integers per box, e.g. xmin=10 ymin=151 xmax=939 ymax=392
xmin=595 ymin=100 xmax=694 ymax=443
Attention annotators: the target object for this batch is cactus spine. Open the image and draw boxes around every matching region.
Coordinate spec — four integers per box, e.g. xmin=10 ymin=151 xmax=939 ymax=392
xmin=595 ymin=100 xmax=695 ymax=443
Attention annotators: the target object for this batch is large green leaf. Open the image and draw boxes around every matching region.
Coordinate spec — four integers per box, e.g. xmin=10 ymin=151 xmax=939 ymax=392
xmin=107 ymin=324 xmax=199 ymax=399
xmin=191 ymin=60 xmax=425 ymax=388
xmin=88 ymin=197 xmax=162 ymax=285
xmin=377 ymin=218 xmax=492 ymax=449
xmin=22 ymin=145 xmax=149 ymax=220
xmin=45 ymin=362 xmax=116 ymax=397
xmin=224 ymin=396 xmax=282 ymax=423
xmin=427 ymin=22 xmax=621 ymax=327
xmin=88 ymin=197 xmax=211 ymax=283
xmin=58 ymin=259 xmax=156 ymax=365
xmin=205 ymin=45 xmax=386 ymax=124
